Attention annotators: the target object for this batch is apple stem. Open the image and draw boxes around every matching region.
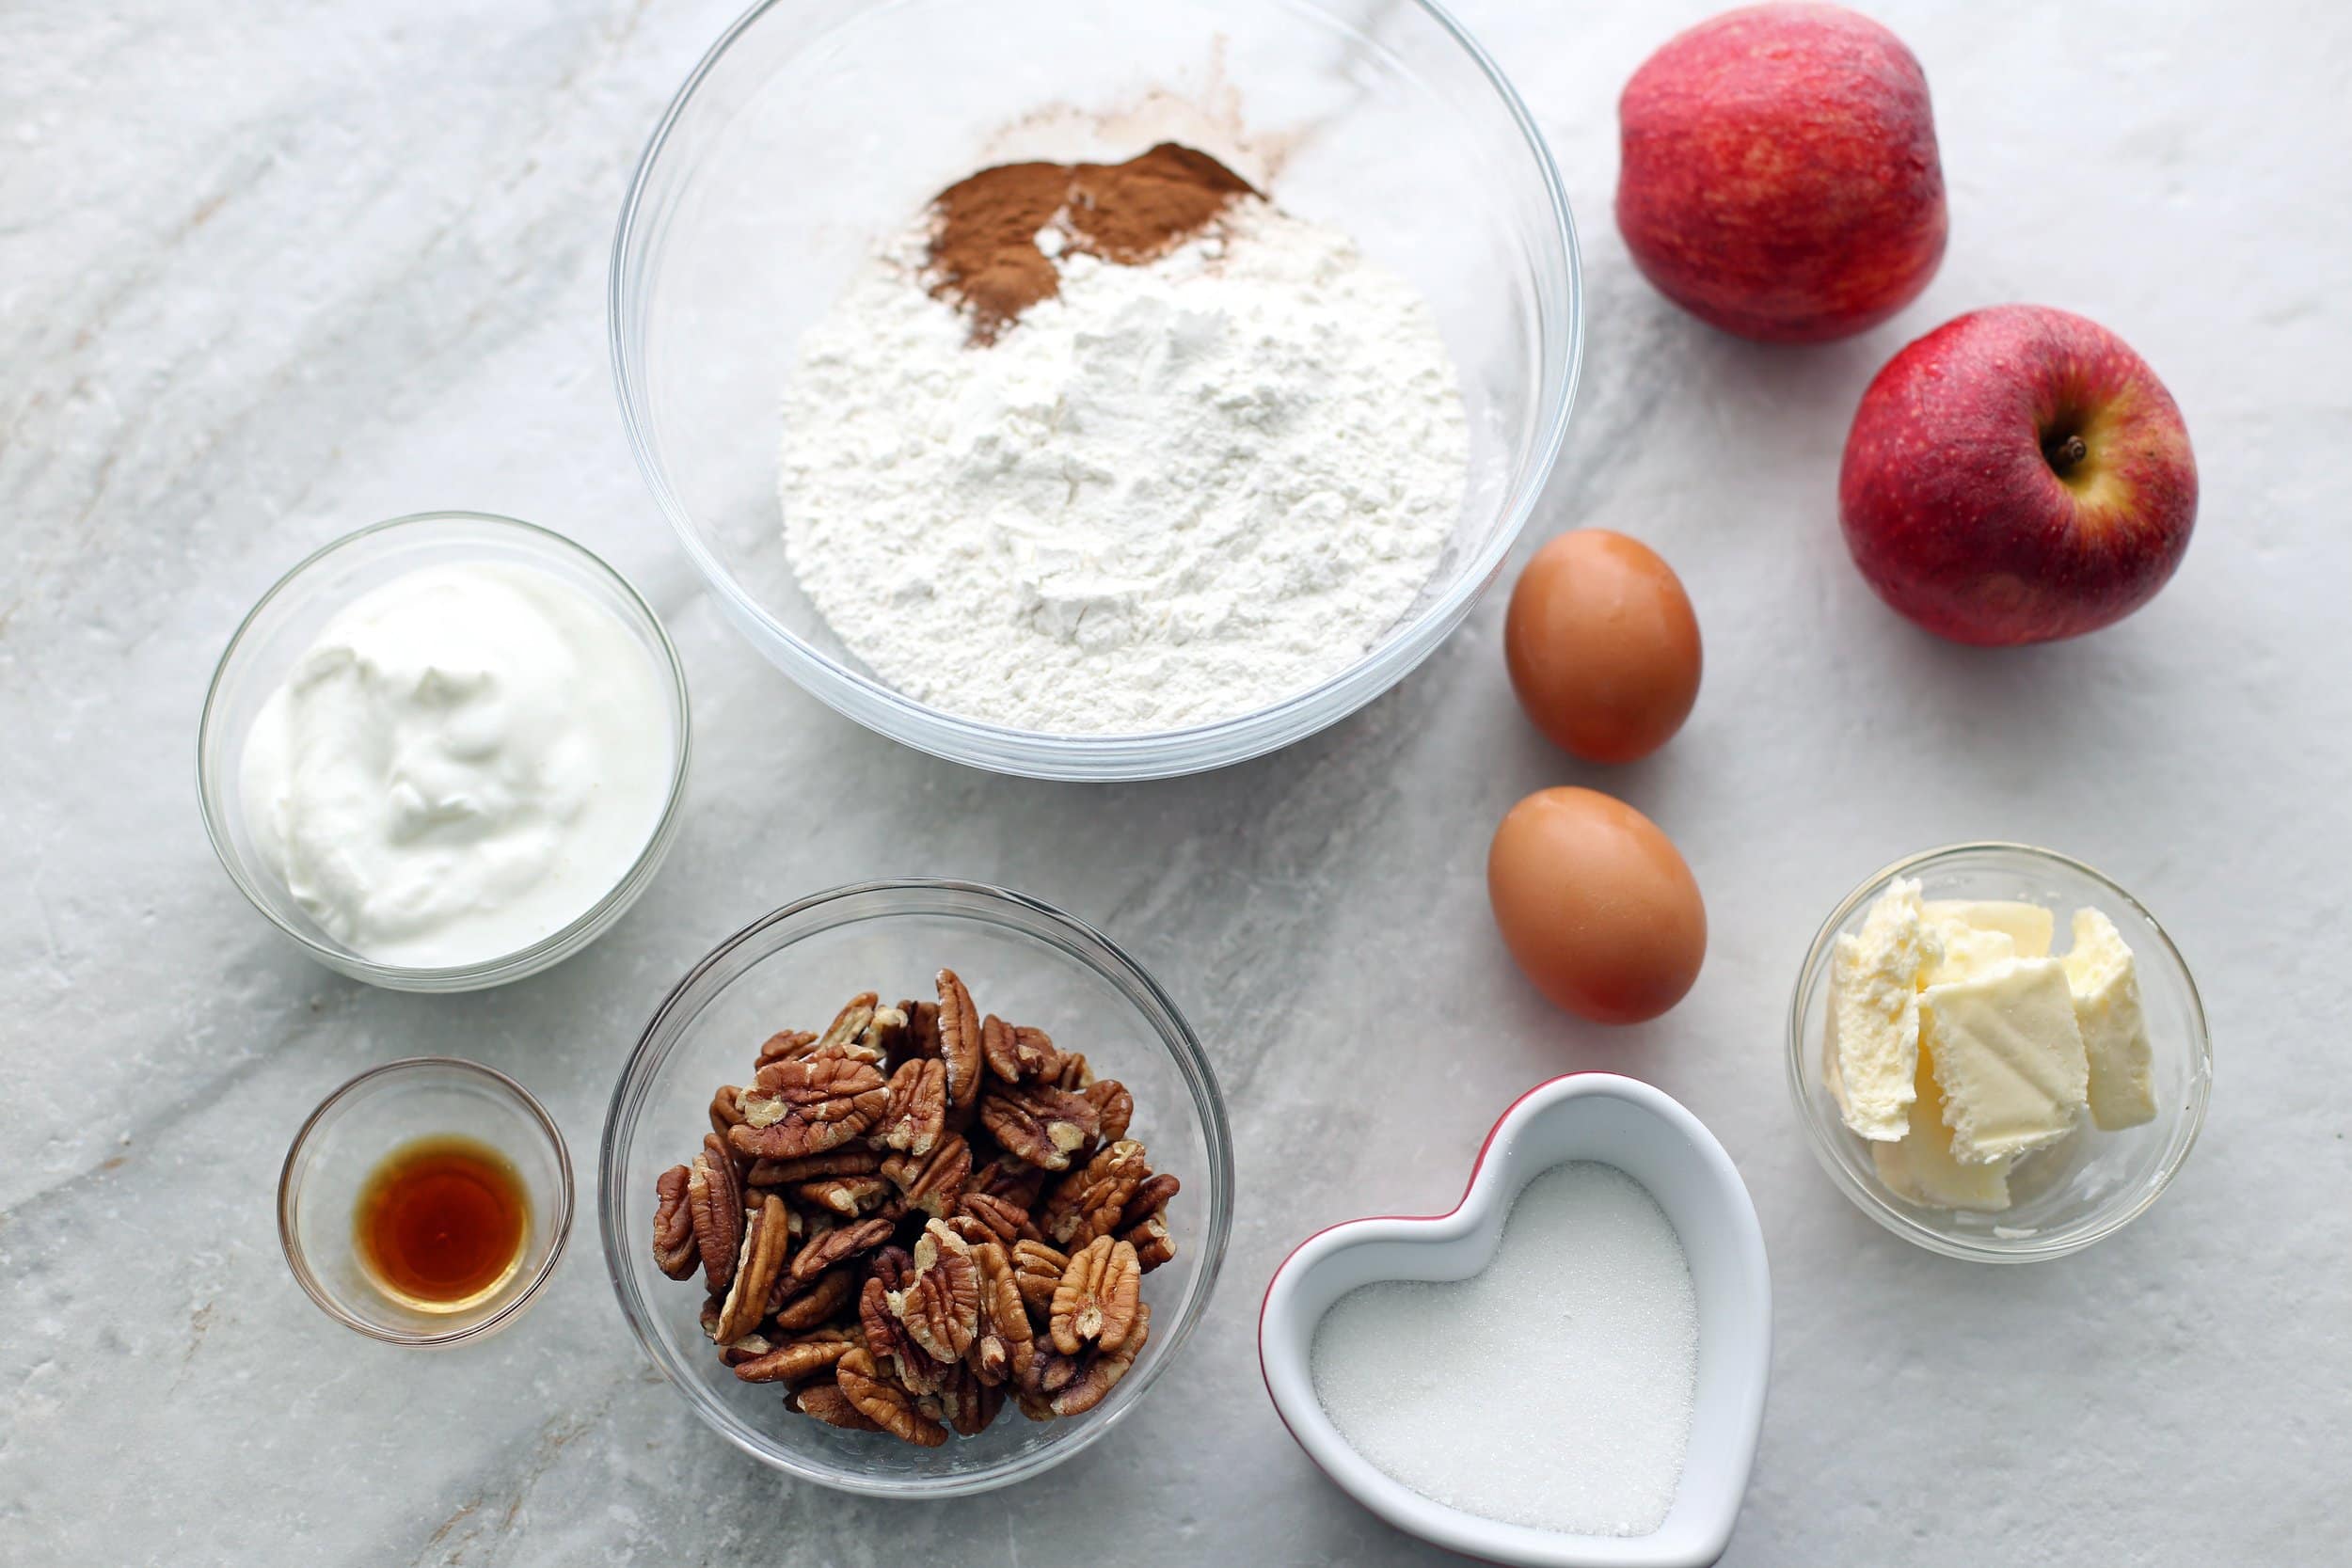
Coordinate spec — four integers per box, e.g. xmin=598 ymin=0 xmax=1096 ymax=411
xmin=2043 ymin=433 xmax=2090 ymax=476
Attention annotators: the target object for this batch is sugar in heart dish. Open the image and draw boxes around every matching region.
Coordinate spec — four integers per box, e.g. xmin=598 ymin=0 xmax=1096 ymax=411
xmin=1258 ymin=1075 xmax=1770 ymax=1568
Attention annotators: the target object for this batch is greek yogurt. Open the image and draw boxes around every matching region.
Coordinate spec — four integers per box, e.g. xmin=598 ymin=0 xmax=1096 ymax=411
xmin=239 ymin=560 xmax=672 ymax=968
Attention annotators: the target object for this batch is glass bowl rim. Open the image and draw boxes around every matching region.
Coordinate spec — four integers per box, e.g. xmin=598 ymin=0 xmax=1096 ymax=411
xmin=597 ymin=877 xmax=1237 ymax=1495
xmin=1784 ymin=841 xmax=2213 ymax=1263
xmin=606 ymin=0 xmax=1583 ymax=773
xmin=277 ymin=1055 xmax=579 ymax=1346
xmin=196 ymin=509 xmax=694 ymax=988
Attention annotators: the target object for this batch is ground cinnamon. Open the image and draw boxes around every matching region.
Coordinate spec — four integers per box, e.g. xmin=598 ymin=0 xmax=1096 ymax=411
xmin=928 ymin=142 xmax=1259 ymax=343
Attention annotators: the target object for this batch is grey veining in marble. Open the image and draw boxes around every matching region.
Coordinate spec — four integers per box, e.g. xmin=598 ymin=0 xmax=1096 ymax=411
xmin=4 ymin=1 xmax=2348 ymax=1563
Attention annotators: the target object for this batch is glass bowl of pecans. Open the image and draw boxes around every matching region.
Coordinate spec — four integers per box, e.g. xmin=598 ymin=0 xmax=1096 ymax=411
xmin=599 ymin=880 xmax=1233 ymax=1495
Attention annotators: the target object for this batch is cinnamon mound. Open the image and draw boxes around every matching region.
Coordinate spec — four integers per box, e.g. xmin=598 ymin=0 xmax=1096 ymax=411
xmin=928 ymin=142 xmax=1259 ymax=343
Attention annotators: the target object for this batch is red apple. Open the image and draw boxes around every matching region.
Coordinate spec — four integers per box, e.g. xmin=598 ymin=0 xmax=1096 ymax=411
xmin=1615 ymin=3 xmax=1946 ymax=343
xmin=1838 ymin=306 xmax=2198 ymax=645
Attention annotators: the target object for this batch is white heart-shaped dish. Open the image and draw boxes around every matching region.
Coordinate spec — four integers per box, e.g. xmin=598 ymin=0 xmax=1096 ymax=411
xmin=1258 ymin=1073 xmax=1771 ymax=1567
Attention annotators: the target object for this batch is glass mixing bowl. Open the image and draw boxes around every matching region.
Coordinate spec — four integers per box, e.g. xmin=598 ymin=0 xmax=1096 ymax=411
xmin=600 ymin=880 xmax=1233 ymax=1494
xmin=610 ymin=0 xmax=1580 ymax=780
xmin=1788 ymin=844 xmax=2212 ymax=1262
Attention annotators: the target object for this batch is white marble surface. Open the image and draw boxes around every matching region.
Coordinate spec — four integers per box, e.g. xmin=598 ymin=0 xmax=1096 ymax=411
xmin=5 ymin=1 xmax=2348 ymax=1562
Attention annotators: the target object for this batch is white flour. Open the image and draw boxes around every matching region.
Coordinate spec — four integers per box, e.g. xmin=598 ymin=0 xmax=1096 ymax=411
xmin=778 ymin=199 xmax=1469 ymax=735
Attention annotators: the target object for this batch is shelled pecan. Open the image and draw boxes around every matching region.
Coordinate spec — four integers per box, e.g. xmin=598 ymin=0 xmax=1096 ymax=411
xmin=1049 ymin=1235 xmax=1141 ymax=1355
xmin=1039 ymin=1139 xmax=1150 ymax=1250
xmin=712 ymin=1194 xmax=790 ymax=1344
xmin=688 ymin=1135 xmax=745 ymax=1293
xmin=651 ymin=1164 xmax=697 ymax=1280
xmin=729 ymin=1053 xmax=890 ymax=1161
xmin=1009 ymin=1240 xmax=1070 ymax=1317
xmin=881 ymin=1132 xmax=972 ymax=1219
xmin=978 ymin=1081 xmax=1099 ymax=1171
xmin=731 ymin=1326 xmax=854 ymax=1386
xmin=877 ymin=1057 xmax=946 ymax=1156
xmin=934 ymin=970 xmax=984 ymax=1119
xmin=836 ymin=1347 xmax=947 ymax=1448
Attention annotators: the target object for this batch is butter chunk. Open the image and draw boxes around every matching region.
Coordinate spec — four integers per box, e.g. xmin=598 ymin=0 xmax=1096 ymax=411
xmin=1823 ymin=878 xmax=1940 ymax=1141
xmin=1921 ymin=916 xmax=2015 ymax=987
xmin=2061 ymin=908 xmax=2157 ymax=1131
xmin=1874 ymin=1048 xmax=2012 ymax=1212
xmin=1925 ymin=899 xmax=2055 ymax=958
xmin=1920 ymin=957 xmax=2088 ymax=1164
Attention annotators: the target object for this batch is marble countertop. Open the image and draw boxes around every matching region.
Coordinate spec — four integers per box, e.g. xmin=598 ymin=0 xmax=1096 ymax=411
xmin=6 ymin=2 xmax=2347 ymax=1563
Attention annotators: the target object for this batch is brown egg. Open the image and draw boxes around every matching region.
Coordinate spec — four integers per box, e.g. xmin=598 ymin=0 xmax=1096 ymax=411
xmin=1487 ymin=787 xmax=1706 ymax=1024
xmin=1504 ymin=531 xmax=1701 ymax=764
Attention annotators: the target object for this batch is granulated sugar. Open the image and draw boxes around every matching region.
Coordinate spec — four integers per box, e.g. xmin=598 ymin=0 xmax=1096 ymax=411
xmin=1309 ymin=1162 xmax=1698 ymax=1537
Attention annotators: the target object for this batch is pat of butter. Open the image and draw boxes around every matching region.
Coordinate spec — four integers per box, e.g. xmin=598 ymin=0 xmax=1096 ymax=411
xmin=2061 ymin=908 xmax=2157 ymax=1130
xmin=1922 ymin=915 xmax=2015 ymax=987
xmin=1874 ymin=1047 xmax=2012 ymax=1211
xmin=1920 ymin=957 xmax=2089 ymax=1164
xmin=1824 ymin=878 xmax=1938 ymax=1141
xmin=1925 ymin=899 xmax=2055 ymax=958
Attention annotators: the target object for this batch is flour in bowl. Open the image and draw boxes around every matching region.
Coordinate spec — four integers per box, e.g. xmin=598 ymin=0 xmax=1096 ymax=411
xmin=777 ymin=149 xmax=1469 ymax=735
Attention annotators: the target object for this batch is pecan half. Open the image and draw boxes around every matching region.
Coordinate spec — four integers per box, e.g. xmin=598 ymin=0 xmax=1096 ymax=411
xmin=733 ymin=1326 xmax=854 ymax=1386
xmin=789 ymin=1213 xmax=895 ymax=1285
xmin=969 ymin=1157 xmax=1047 ymax=1213
xmin=652 ymin=1164 xmax=698 ymax=1280
xmin=712 ymin=1194 xmax=791 ymax=1344
xmin=881 ymin=1132 xmax=972 ymax=1219
xmin=1009 ymin=1240 xmax=1069 ymax=1318
xmin=771 ymin=1265 xmax=857 ymax=1332
xmin=688 ymin=1134 xmax=746 ymax=1292
xmin=1125 ymin=1212 xmax=1175 ymax=1272
xmin=813 ymin=992 xmax=880 ymax=1060
xmin=1083 ymin=1078 xmax=1134 ymax=1146
xmin=950 ymin=1190 xmax=1027 ymax=1245
xmin=753 ymin=1029 xmax=817 ymax=1068
xmin=981 ymin=1015 xmax=1061 ymax=1085
xmin=979 ymin=1082 xmax=1100 ymax=1172
xmin=1052 ymin=1052 xmax=1094 ymax=1091
xmin=789 ymin=1378 xmax=882 ymax=1432
xmin=860 ymin=1003 xmax=910 ymax=1062
xmin=888 ymin=1220 xmax=981 ymax=1366
xmin=969 ymin=1241 xmax=1035 ymax=1387
xmin=747 ymin=1148 xmax=881 ymax=1187
xmin=795 ymin=1174 xmax=894 ymax=1218
xmin=1040 ymin=1139 xmax=1149 ymax=1249
xmin=1118 ymin=1171 xmax=1180 ymax=1232
xmin=878 ymin=1056 xmax=946 ymax=1156
xmin=708 ymin=1085 xmax=747 ymax=1136
xmin=729 ymin=1053 xmax=889 ymax=1161
xmin=716 ymin=1331 xmax=774 ymax=1367
xmin=860 ymin=1254 xmax=947 ymax=1396
xmin=935 ymin=969 xmax=983 ymax=1118
xmin=1119 ymin=1171 xmax=1181 ymax=1273
xmin=836 ymin=1347 xmax=947 ymax=1448
xmin=887 ymin=998 xmax=940 ymax=1071
xmin=1050 ymin=1236 xmax=1141 ymax=1356
xmin=933 ymin=1360 xmax=1004 ymax=1437
xmin=1045 ymin=1301 xmax=1150 ymax=1417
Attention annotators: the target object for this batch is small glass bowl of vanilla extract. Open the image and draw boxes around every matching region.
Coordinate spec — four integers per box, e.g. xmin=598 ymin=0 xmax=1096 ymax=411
xmin=279 ymin=1058 xmax=574 ymax=1345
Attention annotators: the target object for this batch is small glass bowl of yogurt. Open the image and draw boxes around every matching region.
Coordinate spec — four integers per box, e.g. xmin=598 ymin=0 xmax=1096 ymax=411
xmin=1787 ymin=844 xmax=2212 ymax=1262
xmin=199 ymin=512 xmax=691 ymax=991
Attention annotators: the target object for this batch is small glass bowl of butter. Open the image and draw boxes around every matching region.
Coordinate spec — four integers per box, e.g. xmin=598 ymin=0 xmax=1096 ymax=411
xmin=1787 ymin=844 xmax=2211 ymax=1261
